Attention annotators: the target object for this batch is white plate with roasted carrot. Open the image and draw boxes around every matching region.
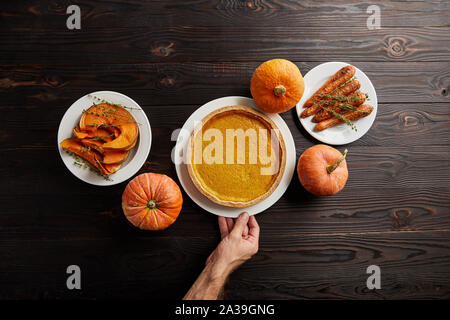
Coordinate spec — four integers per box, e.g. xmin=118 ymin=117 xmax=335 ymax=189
xmin=296 ymin=62 xmax=377 ymax=145
xmin=57 ymin=91 xmax=151 ymax=186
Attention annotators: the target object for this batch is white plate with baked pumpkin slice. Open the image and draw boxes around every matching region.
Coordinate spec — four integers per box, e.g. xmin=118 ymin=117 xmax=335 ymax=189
xmin=296 ymin=62 xmax=377 ymax=145
xmin=174 ymin=96 xmax=296 ymax=218
xmin=57 ymin=91 xmax=151 ymax=186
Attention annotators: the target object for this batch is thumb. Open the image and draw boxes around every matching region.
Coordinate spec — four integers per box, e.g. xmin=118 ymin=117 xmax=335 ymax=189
xmin=230 ymin=212 xmax=249 ymax=237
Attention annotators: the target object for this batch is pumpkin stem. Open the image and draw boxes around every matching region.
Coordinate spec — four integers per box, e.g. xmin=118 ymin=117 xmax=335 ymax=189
xmin=326 ymin=149 xmax=348 ymax=174
xmin=274 ymin=85 xmax=286 ymax=97
xmin=147 ymin=199 xmax=158 ymax=209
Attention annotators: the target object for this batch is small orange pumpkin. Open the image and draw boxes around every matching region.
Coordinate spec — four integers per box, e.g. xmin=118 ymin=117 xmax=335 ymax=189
xmin=122 ymin=173 xmax=183 ymax=230
xmin=297 ymin=145 xmax=348 ymax=196
xmin=250 ymin=59 xmax=305 ymax=113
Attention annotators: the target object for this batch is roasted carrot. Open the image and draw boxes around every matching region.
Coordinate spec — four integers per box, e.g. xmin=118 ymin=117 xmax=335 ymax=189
xmin=314 ymin=104 xmax=373 ymax=132
xmin=312 ymin=91 xmax=366 ymax=123
xmin=303 ymin=65 xmax=356 ymax=108
xmin=301 ymin=79 xmax=360 ymax=118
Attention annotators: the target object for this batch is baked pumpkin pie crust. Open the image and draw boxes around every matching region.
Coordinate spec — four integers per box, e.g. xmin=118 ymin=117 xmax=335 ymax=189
xmin=187 ymin=105 xmax=286 ymax=207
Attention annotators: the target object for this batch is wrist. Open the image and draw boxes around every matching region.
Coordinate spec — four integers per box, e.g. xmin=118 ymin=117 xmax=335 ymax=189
xmin=183 ymin=262 xmax=227 ymax=300
xmin=207 ymin=260 xmax=232 ymax=282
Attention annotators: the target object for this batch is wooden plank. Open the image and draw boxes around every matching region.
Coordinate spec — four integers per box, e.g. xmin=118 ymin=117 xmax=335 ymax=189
xmin=1 ymin=230 xmax=449 ymax=299
xmin=2 ymin=0 xmax=449 ymax=28
xmin=0 ymin=236 xmax=216 ymax=299
xmin=0 ymin=62 xmax=448 ymax=106
xmin=226 ymin=230 xmax=450 ymax=299
xmin=0 ymin=101 xmax=449 ymax=152
xmin=1 ymin=26 xmax=449 ymax=64
xmin=0 ymin=143 xmax=449 ymax=238
xmin=0 ymin=186 xmax=449 ymax=239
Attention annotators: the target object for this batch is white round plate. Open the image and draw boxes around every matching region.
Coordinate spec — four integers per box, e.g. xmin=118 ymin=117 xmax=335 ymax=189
xmin=296 ymin=62 xmax=377 ymax=145
xmin=174 ymin=96 xmax=296 ymax=218
xmin=57 ymin=91 xmax=151 ymax=186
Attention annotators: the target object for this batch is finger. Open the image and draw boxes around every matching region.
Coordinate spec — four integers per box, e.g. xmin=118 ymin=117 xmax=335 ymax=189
xmin=248 ymin=215 xmax=260 ymax=239
xmin=230 ymin=212 xmax=249 ymax=237
xmin=218 ymin=216 xmax=229 ymax=238
xmin=226 ymin=217 xmax=234 ymax=233
xmin=243 ymin=224 xmax=249 ymax=237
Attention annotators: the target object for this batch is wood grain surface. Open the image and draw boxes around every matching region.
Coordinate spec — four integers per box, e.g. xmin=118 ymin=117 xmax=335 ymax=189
xmin=2 ymin=0 xmax=449 ymax=28
xmin=2 ymin=26 xmax=450 ymax=64
xmin=0 ymin=0 xmax=449 ymax=300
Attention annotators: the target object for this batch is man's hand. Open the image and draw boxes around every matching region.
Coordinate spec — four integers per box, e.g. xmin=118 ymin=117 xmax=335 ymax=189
xmin=206 ymin=212 xmax=260 ymax=280
xmin=183 ymin=212 xmax=260 ymax=300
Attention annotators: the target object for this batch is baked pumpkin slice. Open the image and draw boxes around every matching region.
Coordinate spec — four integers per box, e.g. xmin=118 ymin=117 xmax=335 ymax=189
xmin=102 ymin=150 xmax=129 ymax=165
xmin=95 ymin=157 xmax=122 ymax=175
xmin=60 ymin=138 xmax=102 ymax=171
xmin=80 ymin=138 xmax=130 ymax=165
xmin=80 ymin=103 xmax=138 ymax=150
xmin=60 ymin=102 xmax=139 ymax=176
xmin=187 ymin=105 xmax=286 ymax=207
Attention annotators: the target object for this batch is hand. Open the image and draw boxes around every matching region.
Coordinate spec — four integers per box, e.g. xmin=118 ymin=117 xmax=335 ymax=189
xmin=183 ymin=212 xmax=260 ymax=300
xmin=206 ymin=212 xmax=260 ymax=279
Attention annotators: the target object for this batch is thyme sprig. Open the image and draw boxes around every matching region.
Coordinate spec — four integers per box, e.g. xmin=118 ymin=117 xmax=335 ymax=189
xmin=64 ymin=150 xmax=112 ymax=181
xmin=88 ymin=94 xmax=142 ymax=111
xmin=315 ymin=93 xmax=363 ymax=104
xmin=86 ymin=123 xmax=118 ymax=128
xmin=314 ymin=95 xmax=367 ymax=113
xmin=92 ymin=134 xmax=114 ymax=141
xmin=83 ymin=99 xmax=141 ymax=125
xmin=337 ymin=103 xmax=358 ymax=112
xmin=333 ymin=77 xmax=356 ymax=92
xmin=316 ymin=93 xmax=349 ymax=102
xmin=82 ymin=109 xmax=136 ymax=123
xmin=322 ymin=107 xmax=357 ymax=131
xmin=312 ymin=92 xmax=369 ymax=130
xmin=336 ymin=103 xmax=370 ymax=113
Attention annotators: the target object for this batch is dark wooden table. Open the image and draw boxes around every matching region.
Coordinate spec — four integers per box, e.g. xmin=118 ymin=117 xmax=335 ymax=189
xmin=0 ymin=1 xmax=449 ymax=300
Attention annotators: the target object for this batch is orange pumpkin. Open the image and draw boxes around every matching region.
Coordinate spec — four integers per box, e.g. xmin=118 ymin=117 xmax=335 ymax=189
xmin=297 ymin=145 xmax=348 ymax=196
xmin=250 ymin=59 xmax=305 ymax=113
xmin=122 ymin=173 xmax=183 ymax=230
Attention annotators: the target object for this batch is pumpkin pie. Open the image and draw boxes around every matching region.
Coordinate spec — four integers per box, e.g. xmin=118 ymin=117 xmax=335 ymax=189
xmin=187 ymin=105 xmax=286 ymax=207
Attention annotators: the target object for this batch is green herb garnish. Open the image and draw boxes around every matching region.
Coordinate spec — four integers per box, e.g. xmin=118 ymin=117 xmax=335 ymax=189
xmin=64 ymin=150 xmax=113 ymax=181
xmin=92 ymin=134 xmax=114 ymax=141
xmin=322 ymin=107 xmax=357 ymax=131
xmin=88 ymin=94 xmax=142 ymax=111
